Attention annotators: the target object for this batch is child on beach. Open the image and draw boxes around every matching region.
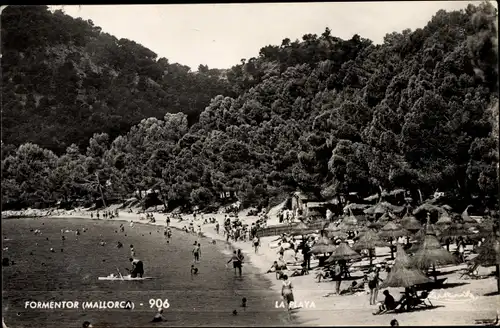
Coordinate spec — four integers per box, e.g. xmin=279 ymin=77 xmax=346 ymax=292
xmin=281 ymin=275 xmax=294 ymax=310
xmin=190 ymin=265 xmax=199 ymax=275
xmin=253 ymin=236 xmax=260 ymax=253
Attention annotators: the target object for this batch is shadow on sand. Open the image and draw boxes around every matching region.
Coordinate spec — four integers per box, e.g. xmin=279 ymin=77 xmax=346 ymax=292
xmin=483 ymin=291 xmax=499 ymax=296
xmin=430 ymin=282 xmax=469 ymax=290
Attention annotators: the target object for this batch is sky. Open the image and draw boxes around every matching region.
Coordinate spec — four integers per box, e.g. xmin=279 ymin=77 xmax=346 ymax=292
xmin=49 ymin=1 xmax=493 ymax=70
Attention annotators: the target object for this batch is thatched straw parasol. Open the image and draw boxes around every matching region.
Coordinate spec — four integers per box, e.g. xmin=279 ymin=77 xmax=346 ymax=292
xmin=310 ymin=243 xmax=337 ymax=255
xmin=377 ymin=212 xmax=393 ymax=224
xmin=461 ymin=205 xmax=477 ymax=224
xmin=401 ymin=215 xmax=422 ymax=231
xmin=337 ymin=221 xmax=354 ymax=232
xmin=325 ymin=242 xmax=361 ymax=263
xmin=364 ymin=202 xmax=405 ymax=216
xmin=380 ymin=244 xmax=431 ymax=288
xmin=352 ymin=229 xmax=388 ymax=266
xmin=439 ymin=223 xmax=474 ymax=240
xmin=411 ymin=221 xmax=457 ymax=281
xmin=379 ymin=222 xmax=409 ymax=259
xmin=412 ymin=203 xmax=446 ymax=217
xmin=392 ymin=244 xmax=412 ymax=269
xmin=292 ymin=222 xmax=311 ymax=235
xmin=343 ymin=209 xmax=359 ymax=227
xmin=324 ymin=223 xmax=348 ymax=239
xmin=343 ymin=203 xmax=371 ymax=213
xmin=435 ymin=212 xmax=453 ymax=227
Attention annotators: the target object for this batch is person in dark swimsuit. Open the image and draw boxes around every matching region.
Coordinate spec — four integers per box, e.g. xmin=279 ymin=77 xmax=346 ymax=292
xmin=129 ymin=258 xmax=144 ymax=278
xmin=227 ymin=251 xmax=242 ymax=276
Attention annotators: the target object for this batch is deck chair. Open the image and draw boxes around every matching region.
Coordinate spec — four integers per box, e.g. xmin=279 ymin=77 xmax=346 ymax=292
xmin=460 ymin=263 xmax=480 ymax=280
xmin=413 ymin=291 xmax=433 ymax=308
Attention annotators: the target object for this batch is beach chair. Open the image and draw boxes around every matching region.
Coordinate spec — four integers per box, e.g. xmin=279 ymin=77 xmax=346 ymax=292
xmin=460 ymin=262 xmax=481 ymax=280
xmin=412 ymin=291 xmax=433 ymax=308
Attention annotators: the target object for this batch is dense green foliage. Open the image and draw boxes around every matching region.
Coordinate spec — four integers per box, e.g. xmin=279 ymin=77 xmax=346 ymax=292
xmin=1 ymin=3 xmax=498 ymax=213
xmin=1 ymin=6 xmax=233 ymax=153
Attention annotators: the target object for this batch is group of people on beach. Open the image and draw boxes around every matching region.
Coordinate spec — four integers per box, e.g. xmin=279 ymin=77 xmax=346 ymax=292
xmin=90 ymin=209 xmax=119 ymax=220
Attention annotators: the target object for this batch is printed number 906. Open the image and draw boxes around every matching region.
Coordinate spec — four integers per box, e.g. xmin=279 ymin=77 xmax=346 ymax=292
xmin=149 ymin=299 xmax=170 ymax=309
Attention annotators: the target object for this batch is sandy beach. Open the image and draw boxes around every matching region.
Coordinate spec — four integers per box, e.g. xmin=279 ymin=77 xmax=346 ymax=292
xmin=3 ymin=207 xmax=499 ymax=326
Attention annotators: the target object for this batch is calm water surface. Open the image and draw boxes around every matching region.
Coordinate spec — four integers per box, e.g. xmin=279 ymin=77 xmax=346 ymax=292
xmin=2 ymin=218 xmax=290 ymax=327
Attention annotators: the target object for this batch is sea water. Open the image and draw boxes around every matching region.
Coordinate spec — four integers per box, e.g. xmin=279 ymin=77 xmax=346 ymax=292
xmin=2 ymin=218 xmax=289 ymax=327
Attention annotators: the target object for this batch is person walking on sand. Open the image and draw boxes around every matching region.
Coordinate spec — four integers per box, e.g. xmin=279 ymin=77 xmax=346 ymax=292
xmin=281 ymin=274 xmax=294 ymax=311
xmin=253 ymin=236 xmax=260 ymax=254
xmin=227 ymin=251 xmax=242 ymax=277
xmin=193 ymin=243 xmax=201 ymax=262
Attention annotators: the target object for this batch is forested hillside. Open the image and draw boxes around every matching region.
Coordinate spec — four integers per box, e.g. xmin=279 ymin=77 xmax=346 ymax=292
xmin=1 ymin=3 xmax=498 ymax=213
xmin=1 ymin=6 xmax=234 ymax=153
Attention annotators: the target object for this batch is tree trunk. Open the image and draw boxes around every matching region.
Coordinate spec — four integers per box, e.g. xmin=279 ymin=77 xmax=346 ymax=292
xmin=369 ymin=248 xmax=373 ymax=266
xmin=432 ymin=264 xmax=438 ymax=282
xmin=496 ymin=264 xmax=500 ymax=294
xmin=390 ymin=238 xmax=394 ymax=260
xmin=417 ymin=189 xmax=423 ymax=204
xmin=95 ymin=173 xmax=107 ymax=208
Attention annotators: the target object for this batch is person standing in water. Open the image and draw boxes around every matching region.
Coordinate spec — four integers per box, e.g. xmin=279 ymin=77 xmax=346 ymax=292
xmin=227 ymin=251 xmax=242 ymax=277
xmin=193 ymin=243 xmax=201 ymax=262
xmin=130 ymin=245 xmax=136 ymax=257
xmin=128 ymin=258 xmax=144 ymax=278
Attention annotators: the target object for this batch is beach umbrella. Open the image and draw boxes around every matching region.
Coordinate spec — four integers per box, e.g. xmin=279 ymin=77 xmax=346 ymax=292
xmin=380 ymin=245 xmax=431 ymax=288
xmin=325 ymin=242 xmax=361 ymax=263
xmin=435 ymin=212 xmax=453 ymax=227
xmin=401 ymin=215 xmax=422 ymax=232
xmin=392 ymin=244 xmax=412 ymax=269
xmin=343 ymin=203 xmax=371 ymax=213
xmin=411 ymin=222 xmax=457 ymax=281
xmin=310 ymin=243 xmax=337 ymax=255
xmin=324 ymin=223 xmax=348 ymax=239
xmin=377 ymin=212 xmax=393 ymax=224
xmin=356 ymin=225 xmax=370 ymax=233
xmin=364 ymin=202 xmax=405 ymax=216
xmin=439 ymin=222 xmax=474 ymax=241
xmin=352 ymin=229 xmax=388 ymax=266
xmin=343 ymin=210 xmax=358 ymax=226
xmin=378 ymin=222 xmax=409 ymax=259
xmin=461 ymin=205 xmax=477 ymax=224
xmin=292 ymin=222 xmax=311 ymax=234
xmin=412 ymin=203 xmax=446 ymax=217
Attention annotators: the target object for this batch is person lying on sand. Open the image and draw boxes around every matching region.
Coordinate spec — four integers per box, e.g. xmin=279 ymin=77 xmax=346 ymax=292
xmin=339 ymin=281 xmax=365 ymax=295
